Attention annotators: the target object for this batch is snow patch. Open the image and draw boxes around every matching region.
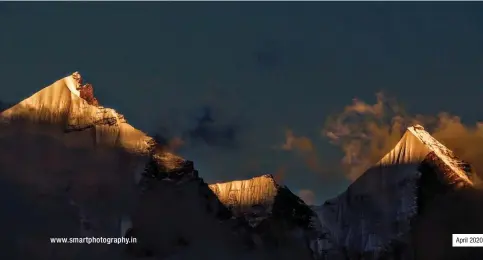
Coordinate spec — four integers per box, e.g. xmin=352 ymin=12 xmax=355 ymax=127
xmin=64 ymin=72 xmax=81 ymax=97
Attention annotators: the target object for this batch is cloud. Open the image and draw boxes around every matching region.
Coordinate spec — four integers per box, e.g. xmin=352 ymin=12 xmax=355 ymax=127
xmin=277 ymin=129 xmax=324 ymax=174
xmin=152 ymin=105 xmax=240 ymax=151
xmin=273 ymin=166 xmax=286 ymax=184
xmin=298 ymin=189 xmax=316 ymax=205
xmin=323 ymin=92 xmax=483 ymax=181
xmin=280 ymin=129 xmax=314 ymax=152
xmin=186 ymin=106 xmax=239 ymax=149
xmin=151 ymin=133 xmax=184 ymax=152
xmin=430 ymin=114 xmax=483 ymax=182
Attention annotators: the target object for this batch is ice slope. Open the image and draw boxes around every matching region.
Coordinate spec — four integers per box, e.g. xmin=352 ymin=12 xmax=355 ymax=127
xmin=0 ymin=72 xmax=188 ymax=260
xmin=209 ymin=174 xmax=279 ymax=218
xmin=315 ymin=125 xmax=474 ymax=259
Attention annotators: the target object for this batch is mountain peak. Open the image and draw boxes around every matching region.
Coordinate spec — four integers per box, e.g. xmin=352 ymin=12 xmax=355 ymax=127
xmin=0 ymin=73 xmax=154 ymax=155
xmin=316 ymin=124 xmax=476 ymax=258
xmin=71 ymin=71 xmax=81 ymax=81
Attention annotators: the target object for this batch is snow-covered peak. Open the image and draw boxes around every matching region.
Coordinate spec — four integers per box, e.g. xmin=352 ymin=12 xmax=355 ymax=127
xmin=315 ymin=125 xmax=475 ymax=258
xmin=0 ymin=72 xmax=155 ymax=155
xmin=0 ymin=72 xmax=194 ymax=259
xmin=208 ymin=175 xmax=279 ymax=216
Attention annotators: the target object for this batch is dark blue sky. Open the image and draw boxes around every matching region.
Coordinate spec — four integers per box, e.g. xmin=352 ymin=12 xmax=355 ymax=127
xmin=2 ymin=3 xmax=483 ymax=204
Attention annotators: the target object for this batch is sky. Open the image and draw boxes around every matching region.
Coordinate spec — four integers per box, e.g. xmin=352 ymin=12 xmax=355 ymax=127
xmin=2 ymin=2 xmax=483 ymax=204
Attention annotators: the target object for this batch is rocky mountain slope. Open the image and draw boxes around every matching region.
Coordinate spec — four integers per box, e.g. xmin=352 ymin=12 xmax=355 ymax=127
xmin=314 ymin=125 xmax=478 ymax=260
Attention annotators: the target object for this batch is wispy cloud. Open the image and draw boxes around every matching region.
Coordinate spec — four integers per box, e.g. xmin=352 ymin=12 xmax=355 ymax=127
xmin=324 ymin=92 xmax=483 ymax=181
xmin=277 ymin=129 xmax=324 ymax=174
xmin=153 ymin=105 xmax=241 ymax=151
xmin=298 ymin=189 xmax=316 ymax=205
xmin=186 ymin=106 xmax=239 ymax=149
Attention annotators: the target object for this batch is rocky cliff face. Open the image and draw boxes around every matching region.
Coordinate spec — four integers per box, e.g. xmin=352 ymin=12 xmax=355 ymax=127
xmin=314 ymin=125 xmax=475 ymax=260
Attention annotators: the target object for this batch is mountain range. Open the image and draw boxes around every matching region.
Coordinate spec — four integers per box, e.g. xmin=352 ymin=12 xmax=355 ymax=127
xmin=1 ymin=72 xmax=482 ymax=260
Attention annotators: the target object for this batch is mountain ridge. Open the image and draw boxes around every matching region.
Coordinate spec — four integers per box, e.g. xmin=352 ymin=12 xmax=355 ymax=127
xmin=2 ymin=72 xmax=478 ymax=260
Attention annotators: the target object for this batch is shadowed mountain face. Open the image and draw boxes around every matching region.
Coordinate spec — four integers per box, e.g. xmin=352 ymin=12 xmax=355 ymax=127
xmin=130 ymin=175 xmax=245 ymax=260
xmin=411 ymin=188 xmax=483 ymax=260
xmin=408 ymin=152 xmax=483 ymax=260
